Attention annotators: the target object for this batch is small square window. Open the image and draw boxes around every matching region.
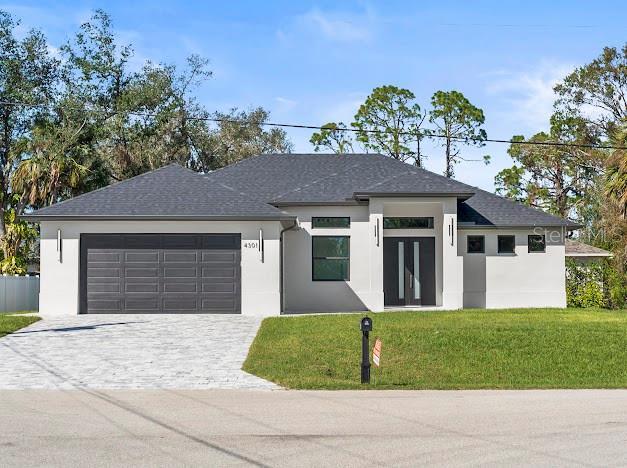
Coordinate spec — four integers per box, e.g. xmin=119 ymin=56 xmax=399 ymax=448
xmin=528 ymin=235 xmax=546 ymax=253
xmin=467 ymin=235 xmax=485 ymax=253
xmin=312 ymin=217 xmax=350 ymax=228
xmin=498 ymin=235 xmax=516 ymax=254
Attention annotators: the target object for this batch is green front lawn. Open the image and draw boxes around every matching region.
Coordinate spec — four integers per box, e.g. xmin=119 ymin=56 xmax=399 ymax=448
xmin=0 ymin=313 xmax=40 ymax=338
xmin=243 ymin=308 xmax=627 ymax=389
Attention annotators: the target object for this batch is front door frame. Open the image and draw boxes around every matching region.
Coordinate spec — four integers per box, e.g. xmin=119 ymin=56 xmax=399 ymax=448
xmin=383 ymin=237 xmax=436 ymax=307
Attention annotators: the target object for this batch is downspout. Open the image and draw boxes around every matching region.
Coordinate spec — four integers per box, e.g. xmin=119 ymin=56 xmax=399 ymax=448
xmin=279 ymin=220 xmax=299 ymax=314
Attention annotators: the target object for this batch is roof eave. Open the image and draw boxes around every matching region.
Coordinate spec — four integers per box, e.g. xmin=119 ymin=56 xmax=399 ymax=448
xmin=566 ymin=253 xmax=614 ymax=258
xmin=353 ymin=191 xmax=475 ymax=200
xmin=20 ymin=214 xmax=296 ymax=222
xmin=458 ymin=223 xmax=582 ymax=230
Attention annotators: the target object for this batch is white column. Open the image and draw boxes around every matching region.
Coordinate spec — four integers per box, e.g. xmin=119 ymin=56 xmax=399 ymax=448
xmin=367 ymin=198 xmax=385 ymax=311
xmin=441 ymin=199 xmax=463 ymax=309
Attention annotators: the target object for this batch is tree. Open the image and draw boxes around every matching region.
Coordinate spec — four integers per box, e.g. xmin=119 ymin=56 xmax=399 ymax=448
xmin=309 ymin=122 xmax=354 ymax=153
xmin=605 ymin=127 xmax=627 ymax=217
xmin=352 ymin=85 xmax=425 ymax=165
xmin=59 ymin=11 xmax=215 ymax=180
xmin=495 ymin=113 xmax=603 ymax=219
xmin=554 ymin=44 xmax=627 ymax=139
xmin=0 ymin=11 xmax=58 ymax=242
xmin=428 ymin=90 xmax=490 ymax=178
xmin=192 ymin=108 xmax=292 ymax=172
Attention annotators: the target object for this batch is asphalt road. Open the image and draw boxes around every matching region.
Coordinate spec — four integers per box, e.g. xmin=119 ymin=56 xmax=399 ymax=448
xmin=1 ymin=389 xmax=625 ymax=467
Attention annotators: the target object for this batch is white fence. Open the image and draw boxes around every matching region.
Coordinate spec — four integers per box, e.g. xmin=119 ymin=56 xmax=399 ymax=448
xmin=0 ymin=275 xmax=39 ymax=312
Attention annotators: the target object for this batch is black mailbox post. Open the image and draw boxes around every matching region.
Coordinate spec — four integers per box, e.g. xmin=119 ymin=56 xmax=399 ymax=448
xmin=360 ymin=317 xmax=372 ymax=384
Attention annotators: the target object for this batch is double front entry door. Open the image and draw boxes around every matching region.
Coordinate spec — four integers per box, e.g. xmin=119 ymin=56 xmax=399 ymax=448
xmin=383 ymin=237 xmax=436 ymax=306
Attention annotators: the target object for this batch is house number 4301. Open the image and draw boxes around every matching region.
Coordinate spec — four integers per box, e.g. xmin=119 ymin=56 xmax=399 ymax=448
xmin=244 ymin=241 xmax=259 ymax=249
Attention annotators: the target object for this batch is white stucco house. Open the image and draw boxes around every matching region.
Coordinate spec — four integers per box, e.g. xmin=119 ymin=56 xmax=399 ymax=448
xmin=23 ymin=153 xmax=580 ymax=317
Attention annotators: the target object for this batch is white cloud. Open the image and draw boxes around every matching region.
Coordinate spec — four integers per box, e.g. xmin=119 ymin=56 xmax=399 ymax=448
xmin=278 ymin=6 xmax=376 ymax=45
xmin=484 ymin=61 xmax=574 ymax=132
xmin=299 ymin=7 xmax=371 ymax=42
xmin=275 ymin=96 xmax=298 ymax=112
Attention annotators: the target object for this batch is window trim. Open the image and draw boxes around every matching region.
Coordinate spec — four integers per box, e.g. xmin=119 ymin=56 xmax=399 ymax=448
xmin=497 ymin=235 xmax=516 ymax=254
xmin=528 ymin=234 xmax=546 ymax=253
xmin=311 ymin=217 xmax=351 ymax=229
xmin=383 ymin=217 xmax=434 ymax=229
xmin=311 ymin=235 xmax=350 ymax=281
xmin=467 ymin=235 xmax=485 ymax=254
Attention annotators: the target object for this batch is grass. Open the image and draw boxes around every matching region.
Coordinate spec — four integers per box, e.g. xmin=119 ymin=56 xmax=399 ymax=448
xmin=0 ymin=313 xmax=40 ymax=338
xmin=243 ymin=308 xmax=627 ymax=389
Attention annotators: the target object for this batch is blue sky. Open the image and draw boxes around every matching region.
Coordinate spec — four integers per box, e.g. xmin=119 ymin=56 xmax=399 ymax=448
xmin=2 ymin=1 xmax=626 ymax=190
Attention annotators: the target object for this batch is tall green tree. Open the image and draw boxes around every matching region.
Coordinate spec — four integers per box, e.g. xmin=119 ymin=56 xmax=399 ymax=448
xmin=554 ymin=44 xmax=627 ymax=139
xmin=59 ymin=10 xmax=215 ymax=179
xmin=0 ymin=11 xmax=58 ymax=263
xmin=193 ymin=107 xmax=292 ymax=172
xmin=429 ymin=90 xmax=489 ymax=178
xmin=495 ymin=113 xmax=603 ymax=219
xmin=352 ymin=85 xmax=425 ymax=165
xmin=310 ymin=122 xmax=354 ymax=153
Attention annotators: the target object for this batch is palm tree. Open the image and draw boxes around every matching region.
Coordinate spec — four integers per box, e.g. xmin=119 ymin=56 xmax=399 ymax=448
xmin=605 ymin=127 xmax=627 ymax=218
xmin=12 ymin=116 xmax=89 ymax=208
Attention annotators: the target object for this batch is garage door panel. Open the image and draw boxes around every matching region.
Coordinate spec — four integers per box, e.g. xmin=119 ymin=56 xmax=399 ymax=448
xmin=81 ymin=234 xmax=240 ymax=314
xmin=164 ymin=251 xmax=198 ymax=263
xmin=163 ymin=282 xmax=198 ymax=293
xmin=125 ymin=283 xmax=159 ymax=293
xmin=125 ymin=267 xmax=159 ymax=278
xmin=202 ymin=282 xmax=236 ymax=293
xmin=88 ymin=252 xmax=122 ymax=263
xmin=125 ymin=251 xmax=159 ymax=262
xmin=200 ymin=297 xmax=237 ymax=311
xmin=88 ymin=283 xmax=122 ymax=293
xmin=125 ymin=297 xmax=160 ymax=311
xmin=202 ymin=267 xmax=236 ymax=278
xmin=201 ymin=251 xmax=237 ymax=263
xmin=164 ymin=267 xmax=197 ymax=278
xmin=162 ymin=297 xmax=198 ymax=311
xmin=88 ymin=299 xmax=123 ymax=312
xmin=88 ymin=267 xmax=121 ymax=278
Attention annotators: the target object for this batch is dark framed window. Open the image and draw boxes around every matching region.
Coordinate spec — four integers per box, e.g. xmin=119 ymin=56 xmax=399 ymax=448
xmin=312 ymin=236 xmax=350 ymax=281
xmin=383 ymin=217 xmax=434 ymax=229
xmin=312 ymin=217 xmax=350 ymax=228
xmin=498 ymin=235 xmax=516 ymax=254
xmin=467 ymin=235 xmax=485 ymax=253
xmin=528 ymin=235 xmax=546 ymax=253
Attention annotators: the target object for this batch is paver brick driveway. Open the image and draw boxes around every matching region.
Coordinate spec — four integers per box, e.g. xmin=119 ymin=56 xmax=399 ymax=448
xmin=0 ymin=315 xmax=278 ymax=390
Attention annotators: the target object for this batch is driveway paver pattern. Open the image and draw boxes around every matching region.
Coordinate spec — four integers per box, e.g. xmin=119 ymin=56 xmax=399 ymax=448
xmin=0 ymin=314 xmax=278 ymax=390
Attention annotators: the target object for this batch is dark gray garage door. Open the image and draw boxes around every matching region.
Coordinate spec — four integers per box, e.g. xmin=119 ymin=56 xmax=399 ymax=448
xmin=80 ymin=234 xmax=241 ymax=314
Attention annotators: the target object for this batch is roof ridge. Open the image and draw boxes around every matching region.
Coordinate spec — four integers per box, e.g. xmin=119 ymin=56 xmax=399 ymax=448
xmin=271 ymin=159 xmax=365 ymax=201
xmin=27 ymin=163 xmax=185 ymax=215
xmin=215 ymin=180 xmax=285 ymax=214
xmin=204 ymin=152 xmax=269 ymax=177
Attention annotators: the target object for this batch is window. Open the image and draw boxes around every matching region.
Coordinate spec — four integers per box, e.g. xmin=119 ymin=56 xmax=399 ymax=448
xmin=467 ymin=235 xmax=485 ymax=253
xmin=312 ymin=236 xmax=350 ymax=281
xmin=383 ymin=217 xmax=434 ymax=229
xmin=528 ymin=235 xmax=546 ymax=253
xmin=312 ymin=217 xmax=350 ymax=228
xmin=498 ymin=235 xmax=515 ymax=254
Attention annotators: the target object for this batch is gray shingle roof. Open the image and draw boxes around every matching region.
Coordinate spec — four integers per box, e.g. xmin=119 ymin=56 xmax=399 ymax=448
xmin=23 ymin=153 xmax=578 ymax=229
xmin=209 ymin=153 xmax=475 ymax=203
xmin=458 ymin=188 xmax=580 ymax=228
xmin=565 ymin=239 xmax=612 ymax=257
xmin=22 ymin=164 xmax=293 ymax=220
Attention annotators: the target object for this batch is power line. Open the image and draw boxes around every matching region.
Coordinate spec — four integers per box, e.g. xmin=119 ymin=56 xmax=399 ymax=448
xmin=0 ymin=100 xmax=624 ymax=151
